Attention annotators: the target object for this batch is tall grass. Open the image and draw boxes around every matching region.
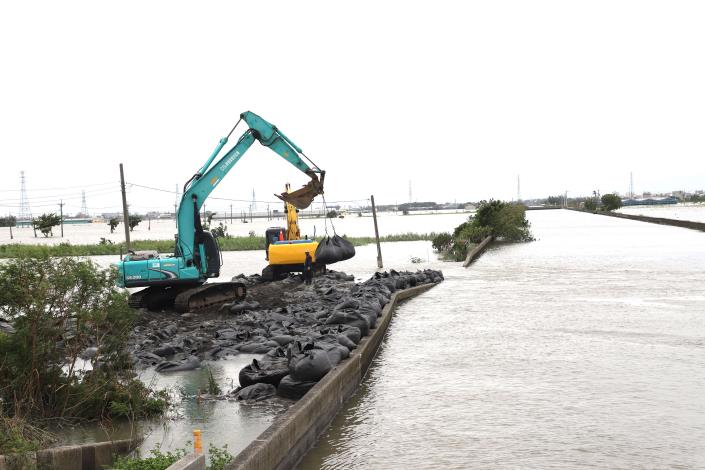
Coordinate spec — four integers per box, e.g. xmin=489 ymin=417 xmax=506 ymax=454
xmin=0 ymin=233 xmax=436 ymax=258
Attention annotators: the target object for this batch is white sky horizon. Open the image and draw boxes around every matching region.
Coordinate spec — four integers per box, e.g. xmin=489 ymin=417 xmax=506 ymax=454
xmin=1 ymin=1 xmax=703 ymax=217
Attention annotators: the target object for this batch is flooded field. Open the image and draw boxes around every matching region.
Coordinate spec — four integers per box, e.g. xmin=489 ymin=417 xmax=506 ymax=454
xmin=618 ymin=202 xmax=705 ymax=222
xmin=0 ymin=211 xmax=470 ymax=245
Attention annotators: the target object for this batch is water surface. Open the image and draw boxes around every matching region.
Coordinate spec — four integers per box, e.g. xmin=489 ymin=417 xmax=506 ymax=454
xmin=301 ymin=210 xmax=705 ymax=469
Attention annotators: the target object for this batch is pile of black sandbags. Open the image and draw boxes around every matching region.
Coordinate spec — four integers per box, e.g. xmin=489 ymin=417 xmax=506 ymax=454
xmin=235 ymin=269 xmax=443 ymax=400
xmin=314 ymin=235 xmax=356 ymax=264
xmin=129 ymin=269 xmax=443 ymax=401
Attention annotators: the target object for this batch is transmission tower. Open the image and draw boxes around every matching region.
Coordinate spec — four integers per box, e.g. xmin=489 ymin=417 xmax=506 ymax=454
xmin=408 ymin=180 xmax=412 ymax=203
xmin=18 ymin=171 xmax=32 ymax=222
xmin=80 ymin=190 xmax=88 ymax=217
xmin=517 ymin=175 xmax=522 ymax=202
xmin=251 ymin=188 xmax=256 ymax=212
xmin=629 ymin=172 xmax=634 ymax=198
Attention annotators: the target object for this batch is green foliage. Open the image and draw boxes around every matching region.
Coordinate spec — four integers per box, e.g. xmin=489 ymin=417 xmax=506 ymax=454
xmin=0 ymin=216 xmax=17 ymax=228
xmin=206 ymin=367 xmax=221 ymax=395
xmin=109 ymin=217 xmax=120 ymax=233
xmin=128 ymin=215 xmax=142 ymax=232
xmin=0 ymin=257 xmax=167 ymax=421
xmin=0 ymin=417 xmax=54 ymax=454
xmin=601 ymin=193 xmax=622 ymax=211
xmin=112 ymin=444 xmax=187 ymax=470
xmin=433 ymin=200 xmax=533 ymax=262
xmin=33 ymin=213 xmax=61 ymax=237
xmin=473 ymin=200 xmax=533 ymax=241
xmin=326 ymin=210 xmax=338 ymax=218
xmin=583 ymin=199 xmax=597 ymax=211
xmin=546 ymin=195 xmax=562 ymax=206
xmin=431 ymin=232 xmax=452 ymax=252
xmin=111 ymin=443 xmax=233 ymax=470
xmin=207 ymin=443 xmax=234 ymax=470
xmin=0 ymin=233 xmax=437 ymax=258
xmin=99 ymin=237 xmax=115 ymax=245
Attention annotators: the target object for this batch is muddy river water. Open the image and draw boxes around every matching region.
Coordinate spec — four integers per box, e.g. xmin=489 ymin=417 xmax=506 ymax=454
xmin=59 ymin=209 xmax=705 ymax=468
xmin=300 ymin=210 xmax=705 ymax=469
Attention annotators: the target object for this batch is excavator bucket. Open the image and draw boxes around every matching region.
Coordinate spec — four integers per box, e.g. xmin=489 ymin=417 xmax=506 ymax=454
xmin=275 ymin=172 xmax=324 ymax=209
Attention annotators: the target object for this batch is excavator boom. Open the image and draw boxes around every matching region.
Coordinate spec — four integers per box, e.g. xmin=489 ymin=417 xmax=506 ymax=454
xmin=116 ymin=111 xmax=325 ymax=312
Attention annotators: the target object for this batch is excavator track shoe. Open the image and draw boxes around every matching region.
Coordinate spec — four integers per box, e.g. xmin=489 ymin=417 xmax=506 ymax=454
xmin=174 ymin=282 xmax=247 ymax=313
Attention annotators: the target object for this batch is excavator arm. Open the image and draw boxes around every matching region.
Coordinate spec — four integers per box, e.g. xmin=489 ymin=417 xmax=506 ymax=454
xmin=176 ymin=111 xmax=324 ymax=268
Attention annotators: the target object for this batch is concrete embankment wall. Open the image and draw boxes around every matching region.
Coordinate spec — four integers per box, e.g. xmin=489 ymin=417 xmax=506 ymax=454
xmin=225 ymin=282 xmax=436 ymax=470
xmin=0 ymin=438 xmax=140 ymax=470
xmin=463 ymin=235 xmax=494 ymax=267
xmin=166 ymin=453 xmax=205 ymax=470
xmin=567 ymin=208 xmax=705 ymax=232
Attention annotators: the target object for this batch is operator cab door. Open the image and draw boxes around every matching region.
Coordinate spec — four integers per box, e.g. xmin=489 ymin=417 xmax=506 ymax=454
xmin=200 ymin=231 xmax=221 ymax=278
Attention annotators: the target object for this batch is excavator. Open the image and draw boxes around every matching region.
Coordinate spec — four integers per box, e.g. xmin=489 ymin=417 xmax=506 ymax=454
xmin=115 ymin=111 xmax=325 ymax=312
xmin=262 ymin=183 xmax=321 ymax=281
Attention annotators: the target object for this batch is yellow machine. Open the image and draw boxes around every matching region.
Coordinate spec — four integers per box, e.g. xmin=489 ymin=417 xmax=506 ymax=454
xmin=262 ymin=184 xmax=321 ymax=281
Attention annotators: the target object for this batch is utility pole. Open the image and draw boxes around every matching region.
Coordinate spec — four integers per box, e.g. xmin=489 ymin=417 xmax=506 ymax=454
xmin=230 ymin=204 xmax=233 ymax=224
xmin=371 ymin=195 xmax=383 ymax=269
xmin=175 ymin=183 xmax=179 ymax=228
xmin=9 ymin=224 xmax=13 ymax=240
xmin=120 ymin=163 xmax=131 ymax=251
xmin=59 ymin=199 xmax=64 ymax=237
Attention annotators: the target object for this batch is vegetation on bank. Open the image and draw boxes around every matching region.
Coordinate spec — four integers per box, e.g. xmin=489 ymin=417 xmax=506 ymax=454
xmin=0 ymin=257 xmax=168 ymax=454
xmin=112 ymin=443 xmax=233 ymax=470
xmin=583 ymin=193 xmax=622 ymax=212
xmin=0 ymin=233 xmax=436 ymax=258
xmin=432 ymin=200 xmax=533 ymax=261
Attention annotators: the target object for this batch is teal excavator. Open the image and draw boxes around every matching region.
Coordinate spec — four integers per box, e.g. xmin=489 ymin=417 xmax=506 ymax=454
xmin=115 ymin=112 xmax=325 ymax=312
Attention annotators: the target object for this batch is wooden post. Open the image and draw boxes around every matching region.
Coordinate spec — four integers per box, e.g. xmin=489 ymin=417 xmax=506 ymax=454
xmin=120 ymin=163 xmax=131 ymax=252
xmin=371 ymin=195 xmax=383 ymax=268
xmin=9 ymin=224 xmax=13 ymax=240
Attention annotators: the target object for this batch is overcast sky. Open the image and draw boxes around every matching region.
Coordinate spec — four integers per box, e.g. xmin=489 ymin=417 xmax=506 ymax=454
xmin=1 ymin=1 xmax=703 ymax=216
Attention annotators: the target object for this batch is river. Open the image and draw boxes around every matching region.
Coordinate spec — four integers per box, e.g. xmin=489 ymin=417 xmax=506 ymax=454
xmin=300 ymin=209 xmax=705 ymax=469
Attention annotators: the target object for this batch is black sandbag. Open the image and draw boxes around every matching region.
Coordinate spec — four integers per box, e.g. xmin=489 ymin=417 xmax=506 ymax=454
xmin=277 ymin=374 xmax=318 ymax=399
xmin=315 ymin=342 xmax=349 ymax=366
xmin=235 ymin=383 xmax=276 ymax=401
xmin=314 ymin=236 xmax=342 ymax=264
xmin=290 ymin=349 xmax=332 ymax=382
xmin=325 ymin=310 xmax=370 ymax=337
xmin=332 ymin=235 xmax=355 ymax=261
xmin=239 ymin=358 xmax=289 ymax=387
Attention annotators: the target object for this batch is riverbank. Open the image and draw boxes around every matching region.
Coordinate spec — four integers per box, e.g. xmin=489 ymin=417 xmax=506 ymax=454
xmin=0 ymin=233 xmax=435 ymax=258
xmin=568 ymin=208 xmax=705 ymax=232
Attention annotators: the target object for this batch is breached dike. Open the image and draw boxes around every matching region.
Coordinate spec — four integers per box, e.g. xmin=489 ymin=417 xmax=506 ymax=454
xmin=225 ymin=280 xmax=440 ymax=469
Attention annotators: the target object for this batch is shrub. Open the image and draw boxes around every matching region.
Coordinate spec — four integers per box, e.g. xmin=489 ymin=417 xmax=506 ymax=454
xmin=431 ymin=232 xmax=452 ymax=252
xmin=601 ymin=193 xmax=622 ymax=211
xmin=0 ymin=257 xmax=168 ymax=422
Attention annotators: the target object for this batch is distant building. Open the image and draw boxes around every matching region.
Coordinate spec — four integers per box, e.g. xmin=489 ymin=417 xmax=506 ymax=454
xmin=622 ymin=197 xmax=678 ymax=206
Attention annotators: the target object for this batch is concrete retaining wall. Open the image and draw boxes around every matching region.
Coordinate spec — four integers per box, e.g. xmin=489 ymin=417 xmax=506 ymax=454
xmin=567 ymin=208 xmax=705 ymax=232
xmin=165 ymin=453 xmax=205 ymax=470
xmin=0 ymin=438 xmax=140 ymax=470
xmin=225 ymin=282 xmax=437 ymax=470
xmin=463 ymin=235 xmax=494 ymax=267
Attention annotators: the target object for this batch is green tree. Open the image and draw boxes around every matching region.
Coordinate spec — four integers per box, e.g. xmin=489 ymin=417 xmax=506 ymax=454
xmin=0 ymin=216 xmax=16 ymax=228
xmin=128 ymin=215 xmax=142 ymax=232
xmin=431 ymin=232 xmax=452 ymax=252
xmin=601 ymin=193 xmax=622 ymax=211
xmin=0 ymin=257 xmax=167 ymax=422
xmin=584 ymin=199 xmax=597 ymax=211
xmin=108 ymin=217 xmax=119 ymax=233
xmin=32 ymin=213 xmax=61 ymax=237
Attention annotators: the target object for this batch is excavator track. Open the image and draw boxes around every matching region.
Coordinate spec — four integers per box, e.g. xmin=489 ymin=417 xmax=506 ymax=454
xmin=128 ymin=285 xmax=193 ymax=311
xmin=173 ymin=282 xmax=247 ymax=313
